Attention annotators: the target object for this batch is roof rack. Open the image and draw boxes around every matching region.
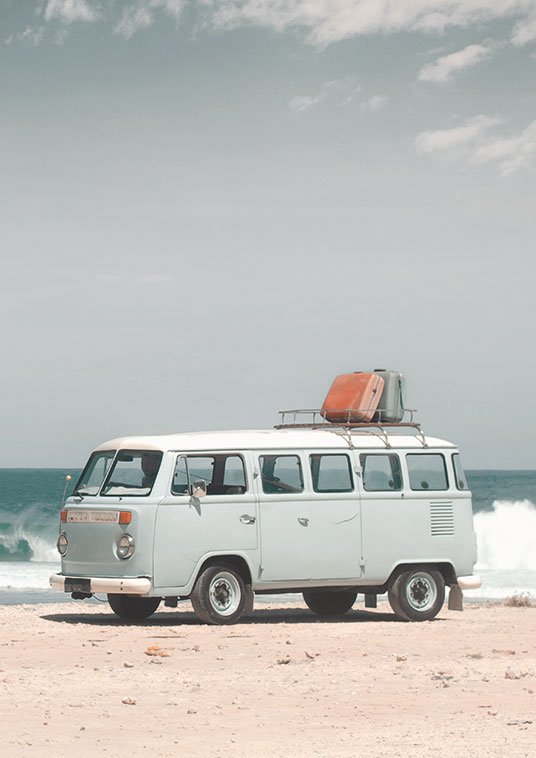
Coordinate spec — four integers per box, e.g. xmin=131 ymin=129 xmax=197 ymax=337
xmin=274 ymin=408 xmax=427 ymax=448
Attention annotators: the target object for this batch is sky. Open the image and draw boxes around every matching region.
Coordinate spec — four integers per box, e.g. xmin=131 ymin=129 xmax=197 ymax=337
xmin=0 ymin=0 xmax=535 ymax=468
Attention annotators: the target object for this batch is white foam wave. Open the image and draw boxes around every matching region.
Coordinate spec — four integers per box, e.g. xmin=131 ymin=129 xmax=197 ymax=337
xmin=475 ymin=499 xmax=536 ymax=571
xmin=0 ymin=526 xmax=58 ymax=562
xmin=0 ymin=561 xmax=59 ymax=590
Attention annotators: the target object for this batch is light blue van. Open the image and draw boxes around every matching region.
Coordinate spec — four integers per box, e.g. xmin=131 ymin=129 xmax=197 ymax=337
xmin=50 ymin=427 xmax=481 ymax=624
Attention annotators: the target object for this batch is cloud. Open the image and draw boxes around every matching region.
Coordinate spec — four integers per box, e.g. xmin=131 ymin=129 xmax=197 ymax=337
xmin=202 ymin=1 xmax=536 ymax=47
xmin=43 ymin=0 xmax=101 ymax=24
xmin=418 ymin=42 xmax=494 ymax=83
xmin=27 ymin=1 xmax=536 ymax=48
xmin=289 ymin=94 xmax=325 ymax=113
xmin=289 ymin=77 xmax=361 ymax=114
xmin=473 ymin=120 xmax=536 ymax=174
xmin=114 ymin=0 xmax=187 ymax=39
xmin=5 ymin=26 xmax=46 ymax=46
xmin=415 ymin=115 xmax=500 ymax=154
xmin=360 ymin=94 xmax=388 ymax=112
xmin=415 ymin=116 xmax=536 ymax=175
xmin=512 ymin=11 xmax=536 ymax=44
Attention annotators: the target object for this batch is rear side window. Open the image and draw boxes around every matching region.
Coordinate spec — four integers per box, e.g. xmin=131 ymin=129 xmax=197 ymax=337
xmin=407 ymin=454 xmax=448 ymax=491
xmin=360 ymin=454 xmax=402 ymax=491
xmin=310 ymin=454 xmax=354 ymax=493
xmin=452 ymin=453 xmax=469 ymax=490
xmin=260 ymin=455 xmax=304 ymax=494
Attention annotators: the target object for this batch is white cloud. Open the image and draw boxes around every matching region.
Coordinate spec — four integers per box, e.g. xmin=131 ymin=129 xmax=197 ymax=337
xmin=44 ymin=0 xmax=101 ymax=24
xmin=201 ymin=1 xmax=536 ymax=47
xmin=473 ymin=120 xmax=536 ymax=174
xmin=5 ymin=26 xmax=46 ymax=46
xmin=289 ymin=94 xmax=325 ymax=113
xmin=30 ymin=1 xmax=536 ymax=47
xmin=289 ymin=77 xmax=361 ymax=114
xmin=360 ymin=94 xmax=388 ymax=112
xmin=415 ymin=115 xmax=500 ymax=154
xmin=416 ymin=116 xmax=536 ymax=175
xmin=114 ymin=0 xmax=187 ymax=39
xmin=418 ymin=42 xmax=493 ymax=83
xmin=512 ymin=11 xmax=536 ymax=43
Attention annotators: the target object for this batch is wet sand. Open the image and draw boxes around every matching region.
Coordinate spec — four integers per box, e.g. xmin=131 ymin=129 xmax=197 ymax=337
xmin=0 ymin=600 xmax=534 ymax=757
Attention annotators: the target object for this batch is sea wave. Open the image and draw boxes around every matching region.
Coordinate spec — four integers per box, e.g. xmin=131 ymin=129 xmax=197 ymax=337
xmin=0 ymin=505 xmax=58 ymax=563
xmin=474 ymin=499 xmax=536 ymax=571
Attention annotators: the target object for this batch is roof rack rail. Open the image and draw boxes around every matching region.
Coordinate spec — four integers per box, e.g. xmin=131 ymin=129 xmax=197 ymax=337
xmin=274 ymin=408 xmax=427 ymax=449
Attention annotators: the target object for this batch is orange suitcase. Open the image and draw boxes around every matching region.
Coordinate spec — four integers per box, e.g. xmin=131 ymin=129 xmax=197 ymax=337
xmin=321 ymin=372 xmax=385 ymax=423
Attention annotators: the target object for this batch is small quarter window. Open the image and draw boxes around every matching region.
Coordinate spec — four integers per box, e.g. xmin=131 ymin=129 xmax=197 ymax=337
xmin=260 ymin=455 xmax=304 ymax=494
xmin=310 ymin=454 xmax=353 ymax=493
xmin=360 ymin=454 xmax=402 ymax=491
xmin=452 ymin=453 xmax=469 ymax=490
xmin=407 ymin=454 xmax=448 ymax=491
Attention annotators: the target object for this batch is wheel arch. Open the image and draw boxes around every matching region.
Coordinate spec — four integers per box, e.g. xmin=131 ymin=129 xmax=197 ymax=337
xmin=387 ymin=561 xmax=456 ymax=589
xmin=195 ymin=554 xmax=253 ymax=588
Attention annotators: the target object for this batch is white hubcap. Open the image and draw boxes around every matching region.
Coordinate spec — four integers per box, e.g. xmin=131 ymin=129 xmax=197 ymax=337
xmin=209 ymin=572 xmax=241 ymax=617
xmin=405 ymin=573 xmax=437 ymax=612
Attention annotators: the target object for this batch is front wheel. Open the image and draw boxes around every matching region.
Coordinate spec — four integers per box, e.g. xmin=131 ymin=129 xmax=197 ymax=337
xmin=107 ymin=594 xmax=161 ymax=620
xmin=190 ymin=564 xmax=247 ymax=625
xmin=303 ymin=589 xmax=357 ymax=617
xmin=388 ymin=569 xmax=445 ymax=621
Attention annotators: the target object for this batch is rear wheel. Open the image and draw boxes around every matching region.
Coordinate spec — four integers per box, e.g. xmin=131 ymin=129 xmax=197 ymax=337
xmin=388 ymin=569 xmax=445 ymax=621
xmin=191 ymin=564 xmax=247 ymax=625
xmin=303 ymin=589 xmax=357 ymax=617
xmin=107 ymin=594 xmax=161 ymax=620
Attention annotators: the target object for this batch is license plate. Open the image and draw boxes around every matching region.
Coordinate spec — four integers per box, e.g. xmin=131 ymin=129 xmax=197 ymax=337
xmin=65 ymin=578 xmax=91 ymax=593
xmin=67 ymin=510 xmax=119 ymax=523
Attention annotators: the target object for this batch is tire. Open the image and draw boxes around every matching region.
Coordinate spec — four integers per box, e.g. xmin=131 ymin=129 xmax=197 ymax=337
xmin=388 ymin=568 xmax=445 ymax=621
xmin=303 ymin=589 xmax=357 ymax=617
xmin=190 ymin=564 xmax=247 ymax=625
xmin=107 ymin=594 xmax=161 ymax=620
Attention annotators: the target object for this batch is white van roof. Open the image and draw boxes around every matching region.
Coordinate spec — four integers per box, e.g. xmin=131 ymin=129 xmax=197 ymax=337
xmin=95 ymin=428 xmax=456 ymax=453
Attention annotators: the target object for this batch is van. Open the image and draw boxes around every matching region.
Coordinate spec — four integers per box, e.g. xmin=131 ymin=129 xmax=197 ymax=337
xmin=50 ymin=421 xmax=481 ymax=623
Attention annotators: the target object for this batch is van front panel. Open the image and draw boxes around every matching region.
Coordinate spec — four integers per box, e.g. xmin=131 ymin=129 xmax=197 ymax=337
xmin=60 ymin=500 xmax=156 ymax=579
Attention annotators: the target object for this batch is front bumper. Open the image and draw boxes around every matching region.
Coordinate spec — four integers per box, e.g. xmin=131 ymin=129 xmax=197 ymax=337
xmin=457 ymin=574 xmax=482 ymax=590
xmin=50 ymin=574 xmax=152 ymax=595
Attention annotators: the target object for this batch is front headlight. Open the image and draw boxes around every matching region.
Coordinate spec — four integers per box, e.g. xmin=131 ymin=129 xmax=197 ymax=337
xmin=57 ymin=532 xmax=68 ymax=556
xmin=117 ymin=533 xmax=135 ymax=559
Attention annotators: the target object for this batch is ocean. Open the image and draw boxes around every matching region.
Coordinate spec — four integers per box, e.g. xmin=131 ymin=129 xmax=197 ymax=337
xmin=0 ymin=468 xmax=535 ymax=606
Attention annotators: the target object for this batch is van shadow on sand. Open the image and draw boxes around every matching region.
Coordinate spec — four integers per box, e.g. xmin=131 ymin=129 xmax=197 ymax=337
xmin=41 ymin=606 xmax=446 ymax=626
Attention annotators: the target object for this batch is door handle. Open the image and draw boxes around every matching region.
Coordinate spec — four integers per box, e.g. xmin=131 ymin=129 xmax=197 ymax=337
xmin=297 ymin=517 xmax=309 ymax=527
xmin=240 ymin=514 xmax=256 ymax=525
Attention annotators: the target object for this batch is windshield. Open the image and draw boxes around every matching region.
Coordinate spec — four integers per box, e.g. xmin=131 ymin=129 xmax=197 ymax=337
xmin=101 ymin=450 xmax=163 ymax=497
xmin=74 ymin=451 xmax=116 ymax=496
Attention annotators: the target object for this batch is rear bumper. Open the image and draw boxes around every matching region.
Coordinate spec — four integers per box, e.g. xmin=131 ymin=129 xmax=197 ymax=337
xmin=50 ymin=574 xmax=152 ymax=595
xmin=457 ymin=574 xmax=482 ymax=590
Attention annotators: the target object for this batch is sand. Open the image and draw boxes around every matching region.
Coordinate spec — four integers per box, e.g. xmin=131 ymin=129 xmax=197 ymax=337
xmin=0 ymin=600 xmax=534 ymax=757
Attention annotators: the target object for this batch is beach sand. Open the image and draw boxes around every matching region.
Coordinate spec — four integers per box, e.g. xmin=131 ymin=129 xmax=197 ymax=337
xmin=0 ymin=600 xmax=534 ymax=757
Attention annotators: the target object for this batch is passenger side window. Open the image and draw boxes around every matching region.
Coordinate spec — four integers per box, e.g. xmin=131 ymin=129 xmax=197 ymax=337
xmin=260 ymin=455 xmax=304 ymax=494
xmin=360 ymin=454 xmax=402 ymax=491
xmin=310 ymin=454 xmax=353 ymax=493
xmin=407 ymin=454 xmax=448 ymax=491
xmin=171 ymin=454 xmax=247 ymax=495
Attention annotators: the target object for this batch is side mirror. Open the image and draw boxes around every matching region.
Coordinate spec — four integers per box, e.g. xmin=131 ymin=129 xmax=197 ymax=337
xmin=190 ymin=481 xmax=207 ymax=499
